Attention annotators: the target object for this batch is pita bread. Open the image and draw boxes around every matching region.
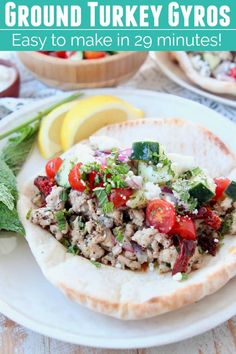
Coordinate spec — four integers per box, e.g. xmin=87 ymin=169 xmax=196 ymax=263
xmin=170 ymin=52 xmax=236 ymax=96
xmin=18 ymin=118 xmax=236 ymax=320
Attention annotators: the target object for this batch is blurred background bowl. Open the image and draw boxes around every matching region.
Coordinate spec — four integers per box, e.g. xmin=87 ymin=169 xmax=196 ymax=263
xmin=18 ymin=51 xmax=148 ymax=90
xmin=0 ymin=59 xmax=20 ymax=98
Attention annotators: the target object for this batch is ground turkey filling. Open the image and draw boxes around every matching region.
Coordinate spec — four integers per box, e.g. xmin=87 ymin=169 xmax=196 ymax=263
xmin=29 ymin=143 xmax=236 ymax=278
xmin=188 ymin=51 xmax=236 ymax=81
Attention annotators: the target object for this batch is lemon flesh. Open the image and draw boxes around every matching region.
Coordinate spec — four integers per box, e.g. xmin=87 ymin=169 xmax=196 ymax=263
xmin=38 ymin=101 xmax=77 ymax=159
xmin=61 ymin=95 xmax=144 ymax=151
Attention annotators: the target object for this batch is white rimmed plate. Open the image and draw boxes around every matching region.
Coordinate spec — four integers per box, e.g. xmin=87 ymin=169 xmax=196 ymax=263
xmin=0 ymin=88 xmax=236 ymax=349
xmin=152 ymin=52 xmax=236 ymax=108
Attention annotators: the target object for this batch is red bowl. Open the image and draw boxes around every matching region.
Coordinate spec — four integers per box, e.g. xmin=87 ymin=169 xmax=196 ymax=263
xmin=0 ymin=59 xmax=20 ymax=98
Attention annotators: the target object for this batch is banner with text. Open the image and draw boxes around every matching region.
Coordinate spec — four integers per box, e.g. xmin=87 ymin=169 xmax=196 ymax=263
xmin=0 ymin=0 xmax=236 ymax=51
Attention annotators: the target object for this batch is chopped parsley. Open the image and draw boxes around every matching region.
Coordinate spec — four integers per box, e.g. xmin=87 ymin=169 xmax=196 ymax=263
xmin=93 ymin=187 xmax=114 ymax=214
xmin=68 ymin=244 xmax=80 ymax=255
xmin=90 ymin=260 xmax=102 ymax=268
xmin=59 ymin=190 xmax=68 ymax=202
xmin=102 ymin=202 xmax=114 ymax=214
xmin=55 ymin=211 xmax=67 ymax=232
xmin=220 ymin=213 xmax=233 ymax=237
xmin=77 ymin=217 xmax=85 ymax=230
xmin=26 ymin=208 xmax=32 ymax=220
xmin=113 ymin=227 xmax=124 ymax=243
xmin=93 ymin=187 xmax=108 ymax=206
xmin=181 ymin=273 xmax=189 ymax=281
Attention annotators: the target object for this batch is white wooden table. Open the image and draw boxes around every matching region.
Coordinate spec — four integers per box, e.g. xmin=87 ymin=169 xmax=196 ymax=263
xmin=1 ymin=52 xmax=236 ymax=353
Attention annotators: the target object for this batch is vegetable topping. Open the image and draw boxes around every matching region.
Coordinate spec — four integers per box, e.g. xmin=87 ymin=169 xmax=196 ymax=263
xmin=29 ymin=139 xmax=236 ymax=280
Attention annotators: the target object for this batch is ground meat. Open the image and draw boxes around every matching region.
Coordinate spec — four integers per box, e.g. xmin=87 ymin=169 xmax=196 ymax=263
xmin=187 ymin=247 xmax=203 ymax=271
xmin=87 ymin=199 xmax=98 ymax=221
xmin=71 ymin=217 xmax=86 ymax=244
xmin=100 ymin=229 xmax=116 ymax=249
xmin=85 ymin=220 xmax=96 ymax=234
xmin=132 ymin=228 xmax=157 ymax=248
xmin=128 ymin=209 xmax=145 ymax=227
xmin=112 ymin=244 xmax=122 ymax=256
xmin=158 ymin=246 xmax=178 ymax=269
xmin=155 ymin=233 xmax=172 ymax=249
xmin=50 ymin=225 xmax=65 ymax=241
xmin=79 ymin=242 xmax=105 ymax=260
xmin=32 ymin=193 xmax=45 ymax=208
xmin=124 ymin=223 xmax=136 ymax=239
xmin=30 ymin=208 xmax=55 ymax=228
xmin=108 ymin=210 xmax=123 ymax=226
xmin=159 ymin=263 xmax=171 ymax=273
xmin=124 ymin=250 xmax=137 ymax=260
xmin=45 ymin=186 xmax=65 ymax=211
xmin=69 ymin=190 xmax=89 ymax=214
xmin=117 ymin=255 xmax=141 ymax=270
xmin=150 ymin=240 xmax=160 ymax=258
xmin=98 ymin=215 xmax=114 ymax=228
xmin=101 ymin=253 xmax=116 ymax=267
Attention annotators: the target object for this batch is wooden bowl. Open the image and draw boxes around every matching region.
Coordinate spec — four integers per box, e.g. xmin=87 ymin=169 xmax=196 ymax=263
xmin=18 ymin=52 xmax=148 ymax=90
xmin=0 ymin=59 xmax=20 ymax=98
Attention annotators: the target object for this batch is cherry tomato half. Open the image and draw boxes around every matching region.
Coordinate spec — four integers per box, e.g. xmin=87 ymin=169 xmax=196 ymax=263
xmin=68 ymin=163 xmax=86 ymax=192
xmin=213 ymin=177 xmax=231 ymax=201
xmin=45 ymin=157 xmax=63 ymax=180
xmin=170 ymin=216 xmax=196 ymax=241
xmin=109 ymin=188 xmax=133 ymax=208
xmin=197 ymin=207 xmax=222 ymax=231
xmin=84 ymin=51 xmax=106 ymax=60
xmin=146 ymin=199 xmax=176 ymax=234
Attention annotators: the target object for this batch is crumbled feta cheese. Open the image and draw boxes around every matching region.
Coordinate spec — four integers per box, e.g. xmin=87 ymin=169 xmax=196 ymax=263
xmin=173 ymin=272 xmax=183 ymax=282
xmin=115 ymin=263 xmax=122 ymax=269
xmin=220 ymin=197 xmax=233 ymax=211
xmin=190 ymin=54 xmax=211 ymax=77
xmin=149 ymin=263 xmax=154 ymax=272
xmin=167 ymin=153 xmax=196 ymax=176
xmin=90 ymin=136 xmax=120 ymax=152
xmin=143 ymin=182 xmax=161 ymax=201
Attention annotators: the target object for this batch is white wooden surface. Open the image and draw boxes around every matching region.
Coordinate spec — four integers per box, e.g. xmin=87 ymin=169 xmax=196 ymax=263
xmin=0 ymin=52 xmax=236 ymax=353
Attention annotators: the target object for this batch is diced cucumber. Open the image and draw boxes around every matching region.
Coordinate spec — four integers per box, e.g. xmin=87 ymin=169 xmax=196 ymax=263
xmin=189 ymin=182 xmax=215 ymax=204
xmin=126 ymin=190 xmax=147 ymax=209
xmin=225 ymin=181 xmax=236 ymax=201
xmin=131 ymin=142 xmax=160 ymax=164
xmin=138 ymin=161 xmax=173 ymax=184
xmin=55 ymin=160 xmax=75 ymax=188
xmin=203 ymin=53 xmax=220 ymax=70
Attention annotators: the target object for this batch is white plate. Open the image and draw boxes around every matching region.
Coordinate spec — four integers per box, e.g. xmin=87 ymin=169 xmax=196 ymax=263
xmin=1 ymin=88 xmax=236 ymax=349
xmin=153 ymin=52 xmax=236 ymax=108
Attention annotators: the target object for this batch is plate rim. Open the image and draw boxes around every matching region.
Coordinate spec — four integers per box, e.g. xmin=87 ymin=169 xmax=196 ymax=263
xmin=152 ymin=52 xmax=236 ymax=109
xmin=1 ymin=87 xmax=236 ymax=348
xmin=0 ymin=293 xmax=236 ymax=349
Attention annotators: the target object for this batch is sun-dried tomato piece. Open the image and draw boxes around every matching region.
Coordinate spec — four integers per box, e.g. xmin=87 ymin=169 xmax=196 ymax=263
xmin=34 ymin=176 xmax=54 ymax=197
xmin=172 ymin=239 xmax=196 ymax=275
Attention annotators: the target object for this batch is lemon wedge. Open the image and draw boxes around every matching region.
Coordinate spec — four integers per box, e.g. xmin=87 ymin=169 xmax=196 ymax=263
xmin=38 ymin=101 xmax=77 ymax=159
xmin=61 ymin=95 xmax=144 ymax=151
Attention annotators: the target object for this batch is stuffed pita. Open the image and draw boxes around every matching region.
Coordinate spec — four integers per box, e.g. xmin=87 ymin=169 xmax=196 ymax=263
xmin=170 ymin=52 xmax=236 ymax=96
xmin=18 ymin=118 xmax=236 ymax=320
